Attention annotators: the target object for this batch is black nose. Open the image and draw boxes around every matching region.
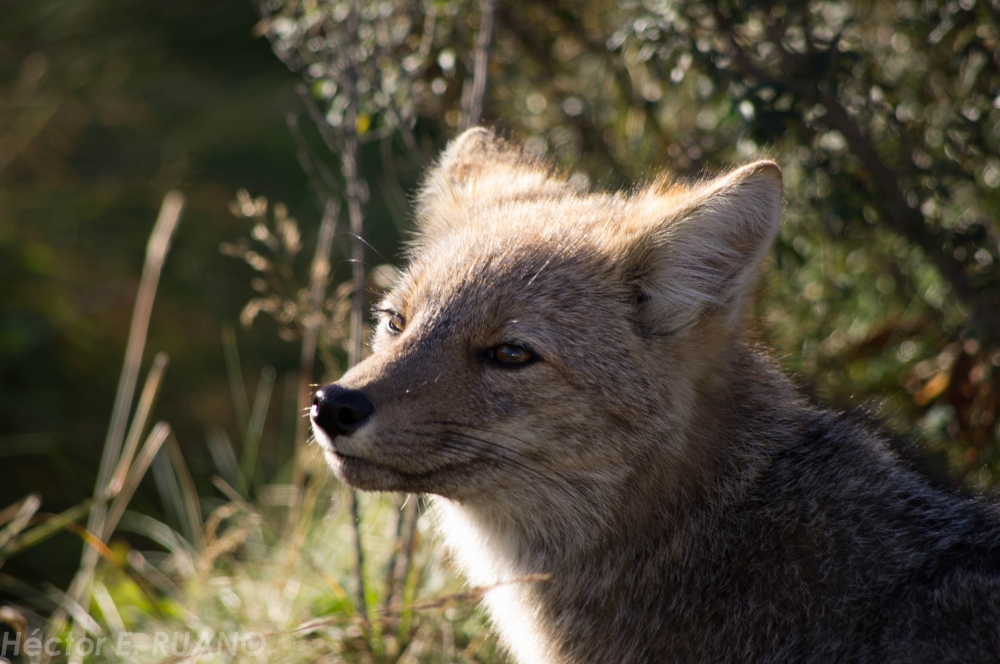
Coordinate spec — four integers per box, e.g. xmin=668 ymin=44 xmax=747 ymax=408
xmin=312 ymin=384 xmax=375 ymax=437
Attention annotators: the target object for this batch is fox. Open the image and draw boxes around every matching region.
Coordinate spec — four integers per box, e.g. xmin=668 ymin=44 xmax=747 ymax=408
xmin=311 ymin=127 xmax=1000 ymax=663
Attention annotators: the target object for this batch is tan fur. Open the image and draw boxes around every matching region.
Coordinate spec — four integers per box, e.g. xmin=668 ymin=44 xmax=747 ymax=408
xmin=312 ymin=128 xmax=1000 ymax=663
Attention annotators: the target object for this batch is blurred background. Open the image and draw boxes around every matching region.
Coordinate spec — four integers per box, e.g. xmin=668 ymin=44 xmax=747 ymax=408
xmin=1 ymin=0 xmax=999 ymax=661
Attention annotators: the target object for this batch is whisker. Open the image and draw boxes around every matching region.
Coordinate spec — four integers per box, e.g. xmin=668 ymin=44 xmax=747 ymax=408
xmin=430 ymin=421 xmax=576 ymax=483
xmin=445 ymin=432 xmax=579 ymax=502
xmin=339 ymin=231 xmax=392 ymax=265
xmin=433 ymin=421 xmax=537 ymax=448
xmin=400 ymin=429 xmax=484 ymax=467
xmin=405 ymin=428 xmax=578 ymax=503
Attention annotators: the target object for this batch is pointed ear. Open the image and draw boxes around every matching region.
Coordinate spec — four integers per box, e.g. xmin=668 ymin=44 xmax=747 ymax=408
xmin=414 ymin=127 xmax=570 ymax=240
xmin=627 ymin=161 xmax=782 ymax=336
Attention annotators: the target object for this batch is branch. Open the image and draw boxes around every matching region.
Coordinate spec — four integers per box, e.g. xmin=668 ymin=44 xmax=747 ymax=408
xmin=816 ymin=89 xmax=1000 ymax=341
xmin=286 ymin=112 xmax=342 ymax=204
xmin=460 ymin=0 xmax=497 ymax=131
xmin=297 ymin=84 xmax=345 ymax=155
xmin=712 ymin=13 xmax=1000 ymax=343
xmin=342 ymin=0 xmax=369 ymax=626
xmin=493 ymin=3 xmax=630 ymax=175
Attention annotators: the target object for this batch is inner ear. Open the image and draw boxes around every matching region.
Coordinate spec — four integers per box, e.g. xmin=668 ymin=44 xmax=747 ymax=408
xmin=626 ymin=161 xmax=783 ymax=337
xmin=627 ymin=281 xmax=665 ymax=339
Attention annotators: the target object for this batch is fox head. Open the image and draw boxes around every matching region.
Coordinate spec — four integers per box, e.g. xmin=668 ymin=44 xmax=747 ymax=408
xmin=311 ymin=128 xmax=782 ymax=537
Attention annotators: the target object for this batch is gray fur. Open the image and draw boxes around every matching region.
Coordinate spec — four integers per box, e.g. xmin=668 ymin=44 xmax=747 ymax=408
xmin=312 ymin=129 xmax=1000 ymax=663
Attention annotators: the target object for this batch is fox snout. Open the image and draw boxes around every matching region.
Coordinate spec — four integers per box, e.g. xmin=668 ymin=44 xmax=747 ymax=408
xmin=312 ymin=384 xmax=375 ymax=440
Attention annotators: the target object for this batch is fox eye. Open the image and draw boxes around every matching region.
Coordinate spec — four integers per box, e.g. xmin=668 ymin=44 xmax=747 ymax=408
xmin=377 ymin=309 xmax=405 ymax=334
xmin=490 ymin=344 xmax=535 ymax=366
xmin=386 ymin=312 xmax=406 ymax=334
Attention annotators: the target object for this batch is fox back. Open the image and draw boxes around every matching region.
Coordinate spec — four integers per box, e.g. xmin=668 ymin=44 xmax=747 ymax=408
xmin=312 ymin=128 xmax=1000 ymax=663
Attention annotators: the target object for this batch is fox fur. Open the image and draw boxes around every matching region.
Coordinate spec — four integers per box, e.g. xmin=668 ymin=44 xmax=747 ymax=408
xmin=312 ymin=128 xmax=1000 ymax=663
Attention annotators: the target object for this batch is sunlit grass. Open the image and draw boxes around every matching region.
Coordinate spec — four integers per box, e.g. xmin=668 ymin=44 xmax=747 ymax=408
xmin=86 ymin=481 xmax=501 ymax=663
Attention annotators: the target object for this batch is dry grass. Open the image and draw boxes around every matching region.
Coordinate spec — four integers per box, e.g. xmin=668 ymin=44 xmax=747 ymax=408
xmin=0 ymin=192 xmax=506 ymax=664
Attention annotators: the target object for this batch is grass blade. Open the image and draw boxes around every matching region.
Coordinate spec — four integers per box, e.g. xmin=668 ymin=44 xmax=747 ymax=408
xmin=222 ymin=325 xmax=250 ymax=439
xmin=0 ymin=605 xmax=27 ymax=640
xmin=116 ymin=511 xmax=195 ymax=579
xmin=207 ymin=427 xmax=240 ymax=489
xmin=109 ymin=352 xmax=169 ymax=496
xmin=67 ymin=191 xmax=183 ymax=618
xmin=102 ymin=422 xmax=171 ymax=542
xmin=90 ymin=193 xmax=182 ymax=525
xmin=3 ymin=497 xmax=98 ymax=558
xmin=152 ymin=447 xmax=187 ymax=541
xmin=91 ymin=580 xmax=126 ymax=637
xmin=0 ymin=494 xmax=41 ymax=555
xmin=210 ymin=475 xmax=255 ymax=514
xmin=0 ymin=494 xmax=39 ymax=529
xmin=237 ymin=365 xmax=275 ymax=497
xmin=0 ymin=572 xmax=57 ymax=611
xmin=166 ymin=431 xmax=204 ymax=550
xmin=46 ymin=584 xmax=105 ymax=638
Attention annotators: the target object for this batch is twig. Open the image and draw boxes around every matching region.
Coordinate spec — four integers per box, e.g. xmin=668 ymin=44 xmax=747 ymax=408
xmin=287 ymin=111 xmax=342 ymax=201
xmin=380 ymin=493 xmax=420 ymax=625
xmin=343 ymin=117 xmax=366 ymax=366
xmin=341 ymin=0 xmax=371 ymax=625
xmin=460 ymin=0 xmax=497 ymax=131
xmin=287 ymin=572 xmax=554 ymax=635
xmin=297 ymin=84 xmax=345 ymax=157
xmin=293 ymin=198 xmax=341 ymax=503
xmin=349 ymin=490 xmax=368 ymax=623
xmin=379 ymin=135 xmax=415 ymax=233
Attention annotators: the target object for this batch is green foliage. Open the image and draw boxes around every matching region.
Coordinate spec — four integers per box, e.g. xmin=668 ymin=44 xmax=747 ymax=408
xmin=260 ymin=0 xmax=429 ymax=136
xmin=615 ymin=0 xmax=1000 ymax=482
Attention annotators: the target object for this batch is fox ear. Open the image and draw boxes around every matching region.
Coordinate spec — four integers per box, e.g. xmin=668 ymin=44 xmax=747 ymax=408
xmin=415 ymin=127 xmax=569 ymax=240
xmin=626 ymin=161 xmax=782 ymax=336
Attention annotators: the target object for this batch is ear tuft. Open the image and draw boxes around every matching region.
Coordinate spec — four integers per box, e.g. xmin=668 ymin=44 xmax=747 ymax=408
xmin=414 ymin=128 xmax=571 ymax=241
xmin=434 ymin=127 xmax=507 ymax=185
xmin=628 ymin=160 xmax=782 ymax=336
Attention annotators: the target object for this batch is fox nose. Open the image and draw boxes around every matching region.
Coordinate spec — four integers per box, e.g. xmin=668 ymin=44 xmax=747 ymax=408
xmin=312 ymin=385 xmax=375 ymax=437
